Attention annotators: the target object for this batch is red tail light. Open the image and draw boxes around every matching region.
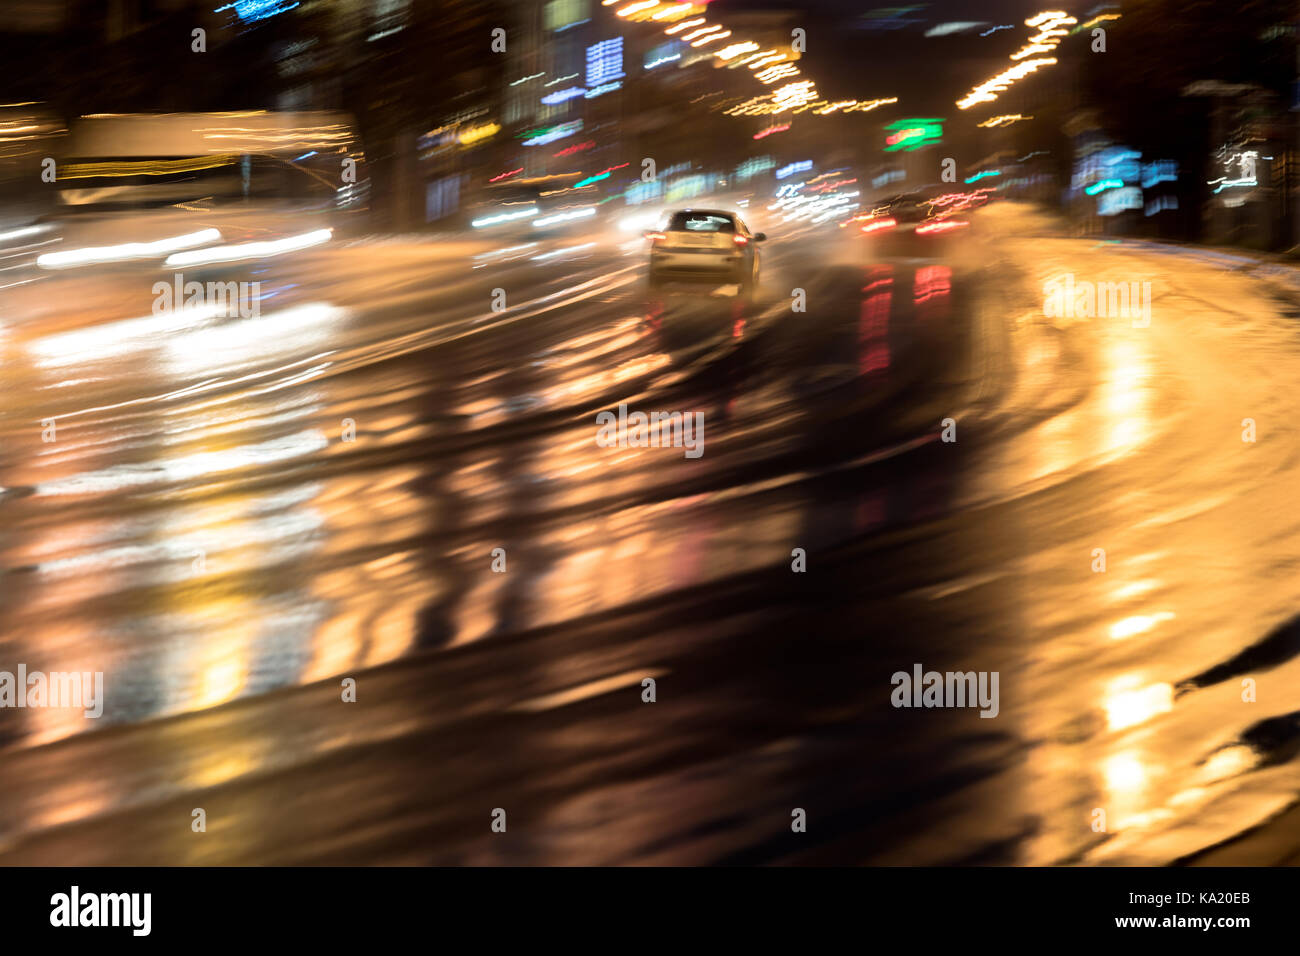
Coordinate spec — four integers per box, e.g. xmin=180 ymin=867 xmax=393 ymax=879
xmin=645 ymin=231 xmax=666 ymax=242
xmin=916 ymin=220 xmax=969 ymax=235
xmin=861 ymin=217 xmax=897 ymax=234
xmin=733 ymin=235 xmax=749 ymax=245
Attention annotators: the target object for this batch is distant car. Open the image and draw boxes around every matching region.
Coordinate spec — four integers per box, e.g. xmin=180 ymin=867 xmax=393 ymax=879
xmin=855 ymin=188 xmax=973 ymax=244
xmin=887 ymin=193 xmax=931 ymax=224
xmin=645 ymin=208 xmax=765 ymax=295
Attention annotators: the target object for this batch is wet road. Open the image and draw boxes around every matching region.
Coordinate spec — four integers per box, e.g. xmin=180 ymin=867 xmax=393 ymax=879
xmin=3 ymin=204 xmax=1300 ymax=864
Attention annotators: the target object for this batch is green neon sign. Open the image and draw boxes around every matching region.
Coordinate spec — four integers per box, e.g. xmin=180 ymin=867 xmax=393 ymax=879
xmin=883 ymin=118 xmax=944 ymax=152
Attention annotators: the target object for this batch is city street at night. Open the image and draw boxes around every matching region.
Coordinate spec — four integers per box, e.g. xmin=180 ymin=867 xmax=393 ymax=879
xmin=5 ymin=204 xmax=1300 ymax=867
xmin=0 ymin=0 xmax=1299 ymax=927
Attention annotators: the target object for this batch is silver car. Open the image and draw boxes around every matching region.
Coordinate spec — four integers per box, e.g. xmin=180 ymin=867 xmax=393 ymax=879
xmin=645 ymin=208 xmax=766 ymax=295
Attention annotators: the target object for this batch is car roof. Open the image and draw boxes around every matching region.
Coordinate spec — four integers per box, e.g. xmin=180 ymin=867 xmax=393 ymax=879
xmin=668 ymin=208 xmax=738 ymax=218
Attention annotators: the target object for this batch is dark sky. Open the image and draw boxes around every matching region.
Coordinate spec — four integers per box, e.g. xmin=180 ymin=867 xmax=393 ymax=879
xmin=733 ymin=0 xmax=1066 ymax=119
xmin=714 ymin=0 xmax=1085 ymax=108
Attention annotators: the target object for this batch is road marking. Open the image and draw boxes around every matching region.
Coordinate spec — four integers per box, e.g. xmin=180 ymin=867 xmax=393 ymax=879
xmin=905 ymin=571 xmax=1006 ymax=601
xmin=510 ymin=668 xmax=668 ymax=713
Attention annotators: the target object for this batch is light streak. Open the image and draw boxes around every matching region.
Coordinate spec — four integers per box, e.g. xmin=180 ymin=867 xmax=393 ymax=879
xmin=666 ymin=17 xmax=705 ymax=35
xmin=691 ymin=30 xmax=731 ymax=47
xmin=1085 ymin=178 xmax=1123 ymax=196
xmin=956 ymin=11 xmax=1075 ymax=109
xmin=977 ymin=114 xmax=1032 ymax=128
xmin=37 ymin=229 xmax=221 ymax=269
xmin=471 ymin=207 xmax=539 ymax=228
xmin=164 ymin=228 xmax=332 ymax=266
xmin=533 ymin=208 xmax=597 ymax=227
xmin=915 ymin=219 xmax=969 ymax=234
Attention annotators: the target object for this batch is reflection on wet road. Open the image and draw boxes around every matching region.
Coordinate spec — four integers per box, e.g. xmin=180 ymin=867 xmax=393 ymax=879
xmin=4 ymin=205 xmax=1300 ymax=864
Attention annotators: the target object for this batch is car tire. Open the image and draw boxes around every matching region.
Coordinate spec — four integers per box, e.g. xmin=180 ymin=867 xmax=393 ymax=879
xmin=738 ymin=266 xmax=757 ymax=301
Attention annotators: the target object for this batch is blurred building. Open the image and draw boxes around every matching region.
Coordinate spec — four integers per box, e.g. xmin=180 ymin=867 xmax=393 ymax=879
xmin=1186 ymin=82 xmax=1295 ymax=250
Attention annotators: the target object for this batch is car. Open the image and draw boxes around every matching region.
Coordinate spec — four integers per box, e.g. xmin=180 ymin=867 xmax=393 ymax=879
xmin=885 ymin=193 xmax=932 ymax=224
xmin=645 ymin=208 xmax=766 ymax=296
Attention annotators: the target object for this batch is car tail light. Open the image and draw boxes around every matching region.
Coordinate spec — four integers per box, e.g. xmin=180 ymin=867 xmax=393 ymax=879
xmin=645 ymin=231 xmax=666 ymax=242
xmin=861 ymin=217 xmax=897 ymax=234
xmin=916 ymin=220 xmax=969 ymax=235
xmin=733 ymin=235 xmax=749 ymax=245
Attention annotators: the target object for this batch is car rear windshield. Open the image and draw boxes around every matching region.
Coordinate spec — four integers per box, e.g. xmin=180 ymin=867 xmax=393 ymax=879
xmin=669 ymin=212 xmax=736 ymax=233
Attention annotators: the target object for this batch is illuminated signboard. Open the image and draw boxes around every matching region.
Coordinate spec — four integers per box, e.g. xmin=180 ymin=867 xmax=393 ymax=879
xmin=586 ymin=38 xmax=625 ymax=88
xmin=541 ymin=87 xmax=586 ymax=105
xmin=218 ymin=0 xmax=299 ymax=22
xmin=1141 ymin=160 xmax=1177 ymax=189
xmin=521 ymin=120 xmax=583 ymax=146
xmin=1098 ymin=186 xmax=1142 ymax=216
xmin=883 ymin=118 xmax=944 ymax=152
xmin=776 ymin=160 xmax=812 ymax=180
xmin=1084 ymin=178 xmax=1123 ymax=196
